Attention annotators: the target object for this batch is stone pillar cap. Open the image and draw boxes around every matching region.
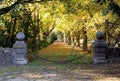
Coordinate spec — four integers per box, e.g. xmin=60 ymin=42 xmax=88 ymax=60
xmin=16 ymin=32 xmax=25 ymax=40
xmin=96 ymin=32 xmax=104 ymax=40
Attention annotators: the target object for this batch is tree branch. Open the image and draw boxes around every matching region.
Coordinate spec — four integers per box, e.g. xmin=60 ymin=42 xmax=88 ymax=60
xmin=0 ymin=0 xmax=42 ymax=16
xmin=0 ymin=0 xmax=21 ymax=15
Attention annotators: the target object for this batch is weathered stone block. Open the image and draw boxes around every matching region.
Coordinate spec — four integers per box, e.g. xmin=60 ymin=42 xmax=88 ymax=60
xmin=93 ymin=32 xmax=108 ymax=64
xmin=0 ymin=32 xmax=28 ymax=66
xmin=94 ymin=48 xmax=106 ymax=53
xmin=14 ymin=48 xmax=26 ymax=54
xmin=13 ymin=32 xmax=28 ymax=65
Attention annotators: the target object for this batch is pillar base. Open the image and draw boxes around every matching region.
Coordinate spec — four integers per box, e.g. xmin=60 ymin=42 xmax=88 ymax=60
xmin=13 ymin=59 xmax=28 ymax=65
xmin=94 ymin=58 xmax=107 ymax=64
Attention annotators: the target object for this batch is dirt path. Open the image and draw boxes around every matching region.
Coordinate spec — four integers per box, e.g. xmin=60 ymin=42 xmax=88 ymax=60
xmin=0 ymin=41 xmax=120 ymax=81
xmin=39 ymin=41 xmax=79 ymax=54
xmin=0 ymin=62 xmax=120 ymax=81
xmin=38 ymin=41 xmax=82 ymax=60
xmin=38 ymin=41 xmax=93 ymax=64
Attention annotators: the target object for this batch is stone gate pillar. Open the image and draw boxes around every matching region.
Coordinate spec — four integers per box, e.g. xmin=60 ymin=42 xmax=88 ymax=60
xmin=13 ymin=32 xmax=28 ymax=65
xmin=93 ymin=32 xmax=108 ymax=64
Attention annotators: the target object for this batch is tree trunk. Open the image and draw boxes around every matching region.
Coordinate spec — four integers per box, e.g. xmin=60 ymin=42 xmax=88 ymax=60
xmin=11 ymin=18 xmax=17 ymax=46
xmin=67 ymin=31 xmax=71 ymax=45
xmin=71 ymin=35 xmax=76 ymax=46
xmin=76 ymin=35 xmax=80 ymax=47
xmin=83 ymin=34 xmax=87 ymax=51
xmin=82 ymin=29 xmax=87 ymax=51
xmin=0 ymin=0 xmax=21 ymax=15
xmin=63 ymin=33 xmax=66 ymax=43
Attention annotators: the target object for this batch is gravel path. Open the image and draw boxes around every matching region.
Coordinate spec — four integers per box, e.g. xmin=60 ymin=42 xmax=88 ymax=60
xmin=0 ymin=62 xmax=120 ymax=81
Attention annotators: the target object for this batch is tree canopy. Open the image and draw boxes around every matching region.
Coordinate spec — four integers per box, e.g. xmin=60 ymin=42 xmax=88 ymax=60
xmin=0 ymin=0 xmax=120 ymax=51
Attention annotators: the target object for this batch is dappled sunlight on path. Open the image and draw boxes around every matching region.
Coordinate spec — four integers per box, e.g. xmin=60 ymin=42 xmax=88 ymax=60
xmin=0 ymin=62 xmax=120 ymax=81
xmin=39 ymin=41 xmax=77 ymax=54
xmin=39 ymin=41 xmax=81 ymax=60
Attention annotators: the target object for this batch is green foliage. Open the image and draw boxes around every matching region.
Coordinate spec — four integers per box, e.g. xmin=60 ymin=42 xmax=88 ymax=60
xmin=48 ymin=32 xmax=57 ymax=43
xmin=55 ymin=31 xmax=63 ymax=41
xmin=0 ymin=0 xmax=120 ymax=51
xmin=0 ymin=33 xmax=6 ymax=47
xmin=40 ymin=40 xmax=49 ymax=48
xmin=108 ymin=2 xmax=120 ymax=16
xmin=62 ymin=0 xmax=83 ymax=14
xmin=94 ymin=0 xmax=120 ymax=16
